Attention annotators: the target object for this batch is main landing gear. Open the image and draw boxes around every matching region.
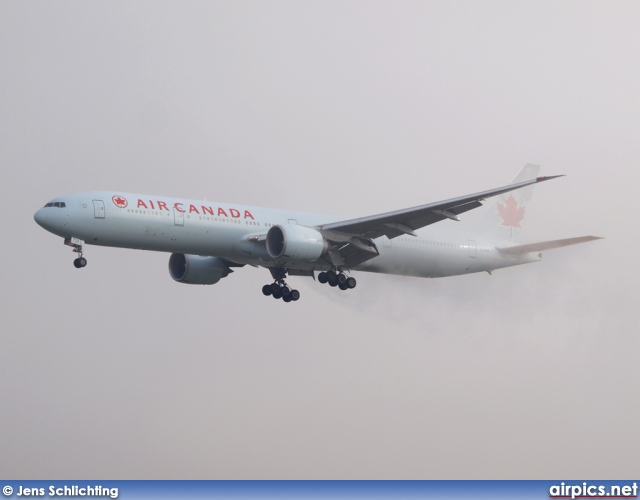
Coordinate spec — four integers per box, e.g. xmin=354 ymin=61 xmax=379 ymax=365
xmin=261 ymin=268 xmax=355 ymax=302
xmin=262 ymin=268 xmax=300 ymax=303
xmin=317 ymin=269 xmax=356 ymax=291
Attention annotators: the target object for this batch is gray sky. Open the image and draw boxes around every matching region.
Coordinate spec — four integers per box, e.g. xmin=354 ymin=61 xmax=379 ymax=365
xmin=1 ymin=1 xmax=638 ymax=479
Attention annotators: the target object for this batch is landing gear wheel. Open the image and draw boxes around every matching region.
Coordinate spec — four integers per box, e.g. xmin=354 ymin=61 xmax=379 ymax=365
xmin=318 ymin=266 xmax=357 ymax=293
xmin=263 ymin=267 xmax=301 ymax=303
xmin=73 ymin=257 xmax=87 ymax=268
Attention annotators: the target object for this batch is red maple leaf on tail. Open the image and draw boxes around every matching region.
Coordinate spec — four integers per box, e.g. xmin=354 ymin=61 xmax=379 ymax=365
xmin=497 ymin=195 xmax=525 ymax=227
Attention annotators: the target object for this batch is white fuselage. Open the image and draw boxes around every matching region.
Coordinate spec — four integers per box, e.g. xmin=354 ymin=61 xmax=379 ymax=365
xmin=34 ymin=191 xmax=539 ymax=279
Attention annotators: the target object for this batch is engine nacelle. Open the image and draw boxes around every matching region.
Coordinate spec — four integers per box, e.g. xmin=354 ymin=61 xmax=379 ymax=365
xmin=266 ymin=224 xmax=327 ymax=262
xmin=168 ymin=254 xmax=228 ymax=285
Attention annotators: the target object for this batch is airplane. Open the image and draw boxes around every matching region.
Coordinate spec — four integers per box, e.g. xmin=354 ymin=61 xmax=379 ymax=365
xmin=34 ymin=164 xmax=601 ymax=302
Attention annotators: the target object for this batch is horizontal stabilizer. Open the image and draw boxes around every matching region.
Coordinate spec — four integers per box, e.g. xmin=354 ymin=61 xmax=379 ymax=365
xmin=496 ymin=235 xmax=603 ymax=255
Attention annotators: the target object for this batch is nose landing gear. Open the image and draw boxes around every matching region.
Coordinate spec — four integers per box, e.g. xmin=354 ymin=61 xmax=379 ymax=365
xmin=65 ymin=237 xmax=87 ymax=269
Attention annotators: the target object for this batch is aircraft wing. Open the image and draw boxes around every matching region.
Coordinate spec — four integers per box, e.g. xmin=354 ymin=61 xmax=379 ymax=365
xmin=319 ymin=175 xmax=563 ymax=240
xmin=496 ymin=235 xmax=603 ymax=255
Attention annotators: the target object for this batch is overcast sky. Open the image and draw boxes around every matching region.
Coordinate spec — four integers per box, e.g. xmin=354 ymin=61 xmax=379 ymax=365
xmin=1 ymin=1 xmax=638 ymax=479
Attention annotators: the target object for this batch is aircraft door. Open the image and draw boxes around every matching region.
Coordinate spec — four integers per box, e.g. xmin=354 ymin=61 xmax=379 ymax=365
xmin=93 ymin=200 xmax=105 ymax=219
xmin=468 ymin=240 xmax=477 ymax=258
xmin=174 ymin=207 xmax=184 ymax=226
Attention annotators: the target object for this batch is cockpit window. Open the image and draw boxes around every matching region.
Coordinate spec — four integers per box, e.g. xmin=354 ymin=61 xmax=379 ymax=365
xmin=44 ymin=202 xmax=66 ymax=208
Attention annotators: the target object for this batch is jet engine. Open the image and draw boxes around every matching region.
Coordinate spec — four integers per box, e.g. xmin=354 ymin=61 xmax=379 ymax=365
xmin=168 ymin=254 xmax=229 ymax=285
xmin=266 ymin=224 xmax=327 ymax=261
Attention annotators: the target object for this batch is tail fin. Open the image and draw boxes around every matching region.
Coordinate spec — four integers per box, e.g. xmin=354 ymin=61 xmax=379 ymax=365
xmin=478 ymin=163 xmax=540 ymax=243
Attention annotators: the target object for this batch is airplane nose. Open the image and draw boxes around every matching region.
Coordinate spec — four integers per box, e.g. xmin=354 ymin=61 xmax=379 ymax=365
xmin=34 ymin=208 xmax=48 ymax=227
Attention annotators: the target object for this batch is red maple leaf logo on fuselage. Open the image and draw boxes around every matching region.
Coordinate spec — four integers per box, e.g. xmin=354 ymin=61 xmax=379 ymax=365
xmin=112 ymin=195 xmax=128 ymax=208
xmin=497 ymin=195 xmax=525 ymax=227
